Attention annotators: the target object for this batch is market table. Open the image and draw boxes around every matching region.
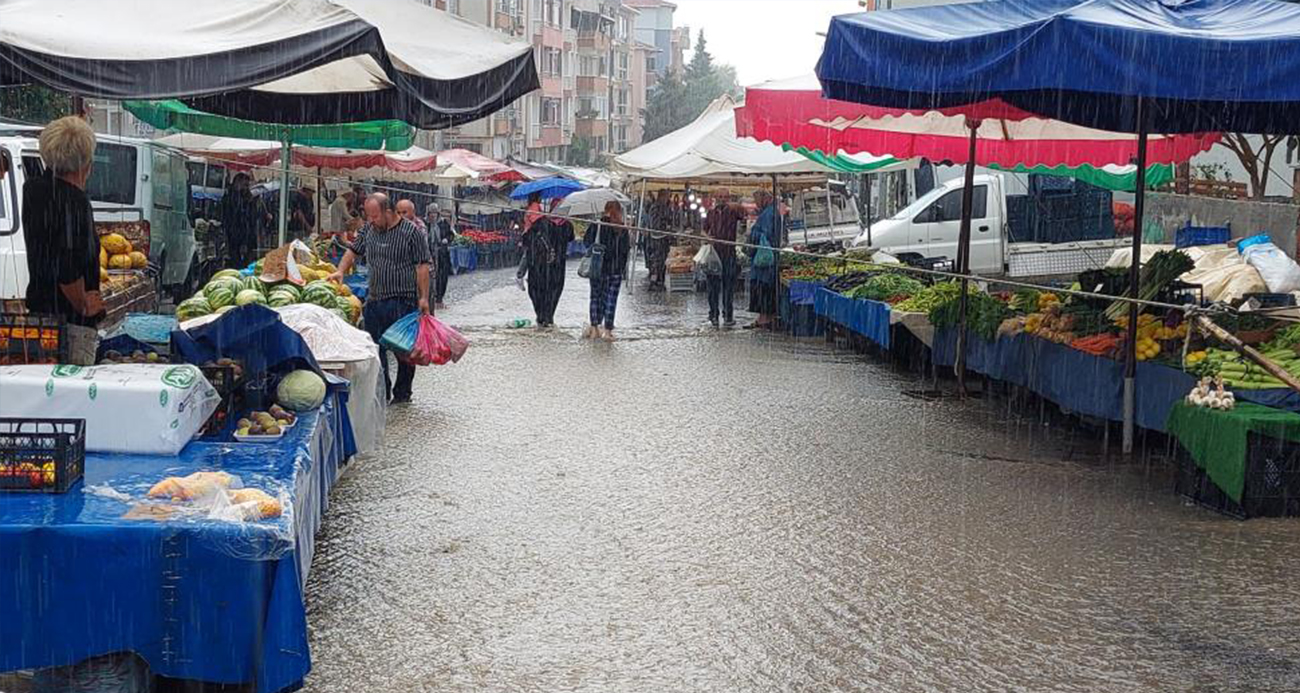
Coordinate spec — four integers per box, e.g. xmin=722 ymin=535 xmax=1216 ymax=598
xmin=813 ymin=288 xmax=891 ymax=349
xmin=0 ymin=390 xmax=355 ymax=692
xmin=1167 ymin=401 xmax=1300 ymax=504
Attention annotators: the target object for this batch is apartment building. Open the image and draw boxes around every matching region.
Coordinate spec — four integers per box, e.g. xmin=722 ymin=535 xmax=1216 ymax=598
xmin=423 ymin=0 xmax=656 ymax=162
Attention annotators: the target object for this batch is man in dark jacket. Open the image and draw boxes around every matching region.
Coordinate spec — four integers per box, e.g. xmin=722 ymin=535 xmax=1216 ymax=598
xmin=220 ymin=173 xmax=269 ymax=269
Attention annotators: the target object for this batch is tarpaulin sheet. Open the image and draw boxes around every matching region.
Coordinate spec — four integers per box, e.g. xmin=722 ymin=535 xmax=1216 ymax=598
xmin=817 ymin=0 xmax=1300 ymax=134
xmin=171 ymin=305 xmax=323 ymax=380
xmin=343 ymin=268 xmax=369 ymax=302
xmin=814 ymin=289 xmax=891 ymax=349
xmin=0 ymin=392 xmax=354 ymax=693
xmin=787 ymin=280 xmax=823 ymax=307
xmin=933 ymin=329 xmax=1300 ymax=432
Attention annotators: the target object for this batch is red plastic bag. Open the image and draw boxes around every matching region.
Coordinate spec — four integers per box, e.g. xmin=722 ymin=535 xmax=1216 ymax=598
xmin=408 ymin=315 xmax=469 ymax=366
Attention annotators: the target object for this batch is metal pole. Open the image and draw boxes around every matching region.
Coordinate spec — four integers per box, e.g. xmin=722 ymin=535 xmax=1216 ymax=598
xmin=277 ymin=136 xmax=291 ymax=246
xmin=631 ymin=177 xmax=647 ymax=293
xmin=955 ymin=120 xmax=979 ymax=395
xmin=1123 ymin=100 xmax=1150 ymax=455
xmin=865 ymin=172 xmax=873 ymax=247
xmin=825 ymin=183 xmax=836 ymax=244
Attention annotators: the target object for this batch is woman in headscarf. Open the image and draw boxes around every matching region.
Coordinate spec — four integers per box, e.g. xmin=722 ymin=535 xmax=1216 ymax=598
xmin=516 ymin=198 xmax=575 ymax=328
xmin=583 ymin=200 xmax=631 ymax=341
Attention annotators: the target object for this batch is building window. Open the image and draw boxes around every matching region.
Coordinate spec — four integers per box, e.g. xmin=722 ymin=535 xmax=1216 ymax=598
xmin=616 ymin=52 xmax=629 ymax=81
xmin=617 ymin=16 xmax=629 ymax=41
xmin=542 ymin=47 xmax=562 ymax=77
xmin=616 ymin=88 xmax=629 ymax=116
xmin=497 ymin=0 xmax=520 ymax=16
xmin=544 ymin=0 xmax=562 ymax=26
xmin=646 ymin=55 xmax=657 ymax=73
xmin=541 ymin=98 xmax=562 ymax=126
xmin=577 ymin=96 xmax=607 ymax=119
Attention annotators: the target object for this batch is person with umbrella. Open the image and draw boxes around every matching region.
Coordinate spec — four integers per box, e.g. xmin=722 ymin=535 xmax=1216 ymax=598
xmin=583 ymin=200 xmax=632 ymax=341
xmin=516 ymin=198 xmax=575 ymax=329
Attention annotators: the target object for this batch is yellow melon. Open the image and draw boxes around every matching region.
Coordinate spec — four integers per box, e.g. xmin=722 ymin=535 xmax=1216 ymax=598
xmin=101 ymin=233 xmax=131 ymax=255
xmin=108 ymin=254 xmax=133 ymax=270
xmin=99 ymin=247 xmax=108 ymax=268
xmin=128 ymin=251 xmax=148 ymax=269
xmin=99 ymin=267 xmax=109 ymax=283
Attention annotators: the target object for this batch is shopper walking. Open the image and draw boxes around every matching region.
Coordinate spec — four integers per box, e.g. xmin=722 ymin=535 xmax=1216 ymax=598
xmin=523 ymin=192 xmax=544 ymax=233
xmin=705 ymin=191 xmax=743 ymax=327
xmin=330 ymin=193 xmax=431 ymax=404
xmin=219 ymin=173 xmax=269 ymax=270
xmin=583 ymin=201 xmax=632 ymax=341
xmin=646 ymin=190 xmax=672 ymax=291
xmin=747 ymin=190 xmax=783 ymax=329
xmin=427 ymin=204 xmax=455 ymax=309
xmin=22 ymin=116 xmax=104 ymax=365
xmin=328 ymin=190 xmax=355 ymax=235
xmin=516 ymin=199 xmax=575 ymax=328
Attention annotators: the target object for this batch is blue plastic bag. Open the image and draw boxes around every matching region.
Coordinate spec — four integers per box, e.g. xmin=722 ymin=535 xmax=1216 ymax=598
xmin=379 ymin=311 xmax=421 ymax=356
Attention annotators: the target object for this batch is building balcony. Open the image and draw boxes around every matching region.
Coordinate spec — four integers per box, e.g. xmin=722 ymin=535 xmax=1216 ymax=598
xmin=577 ymin=32 xmax=612 ymax=52
xmin=540 ymin=74 xmax=564 ymax=96
xmin=576 ymin=76 xmax=609 ymax=94
xmin=529 ymin=123 xmax=565 ymax=148
xmin=575 ymin=118 xmax=608 ymax=138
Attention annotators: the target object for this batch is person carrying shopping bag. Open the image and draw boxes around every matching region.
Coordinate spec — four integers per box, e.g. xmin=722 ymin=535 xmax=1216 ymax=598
xmin=583 ymin=201 xmax=631 ymax=341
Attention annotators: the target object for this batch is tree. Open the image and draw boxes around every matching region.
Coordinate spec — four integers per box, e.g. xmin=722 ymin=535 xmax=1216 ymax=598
xmin=0 ymin=85 xmax=71 ymax=124
xmin=642 ymin=71 xmax=689 ymax=142
xmin=568 ymin=134 xmax=594 ymax=167
xmin=1218 ymin=133 xmax=1286 ymax=200
xmin=642 ymin=31 xmax=741 ymax=142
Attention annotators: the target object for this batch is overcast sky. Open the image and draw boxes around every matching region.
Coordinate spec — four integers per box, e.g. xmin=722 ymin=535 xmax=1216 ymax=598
xmin=671 ymin=0 xmax=855 ymax=87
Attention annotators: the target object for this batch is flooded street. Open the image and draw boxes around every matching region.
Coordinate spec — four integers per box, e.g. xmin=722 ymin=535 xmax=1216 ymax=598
xmin=303 ymin=268 xmax=1300 ymax=693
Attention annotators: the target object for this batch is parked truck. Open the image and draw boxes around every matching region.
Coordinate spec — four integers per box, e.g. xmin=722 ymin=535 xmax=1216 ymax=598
xmin=851 ymin=173 xmax=1128 ymax=278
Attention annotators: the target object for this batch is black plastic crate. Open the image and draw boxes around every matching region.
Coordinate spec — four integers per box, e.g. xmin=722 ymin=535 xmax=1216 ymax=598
xmin=1174 ymin=433 xmax=1300 ymax=518
xmin=0 ymin=418 xmax=86 ymax=493
xmin=0 ymin=312 xmax=66 ymax=365
xmin=198 ymin=364 xmax=239 ymax=437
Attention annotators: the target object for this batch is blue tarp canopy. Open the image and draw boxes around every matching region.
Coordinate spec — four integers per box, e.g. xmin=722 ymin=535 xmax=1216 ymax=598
xmin=817 ymin=0 xmax=1300 ymax=134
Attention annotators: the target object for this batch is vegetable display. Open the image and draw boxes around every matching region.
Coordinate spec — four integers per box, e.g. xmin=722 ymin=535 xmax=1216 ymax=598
xmin=845 ymin=273 xmax=924 ymax=302
xmin=928 ymin=290 xmax=1011 ymax=341
xmin=893 ymin=281 xmax=972 ymax=314
xmin=1104 ymin=250 xmax=1195 ymax=320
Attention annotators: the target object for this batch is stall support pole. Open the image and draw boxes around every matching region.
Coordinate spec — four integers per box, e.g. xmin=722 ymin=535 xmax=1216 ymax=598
xmin=631 ymin=177 xmax=647 ymax=294
xmin=1123 ymin=100 xmax=1149 ymax=455
xmin=277 ymin=136 xmax=291 ymax=247
xmin=865 ymin=173 xmax=873 ymax=247
xmin=955 ymin=121 xmax=979 ymax=395
xmin=315 ymin=166 xmax=323 ymax=237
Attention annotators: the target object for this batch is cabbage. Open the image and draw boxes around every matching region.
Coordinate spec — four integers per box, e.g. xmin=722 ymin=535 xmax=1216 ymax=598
xmin=276 ymin=370 xmax=326 ymax=411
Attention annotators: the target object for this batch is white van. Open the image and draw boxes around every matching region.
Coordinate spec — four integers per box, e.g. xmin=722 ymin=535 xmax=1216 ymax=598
xmin=852 ymin=173 xmax=1129 ymax=278
xmin=0 ymin=131 xmax=196 ymax=303
xmin=784 ymin=185 xmax=864 ymax=248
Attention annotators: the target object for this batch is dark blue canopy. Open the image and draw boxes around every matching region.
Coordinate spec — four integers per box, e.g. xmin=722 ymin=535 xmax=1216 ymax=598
xmin=817 ymin=0 xmax=1300 ymax=134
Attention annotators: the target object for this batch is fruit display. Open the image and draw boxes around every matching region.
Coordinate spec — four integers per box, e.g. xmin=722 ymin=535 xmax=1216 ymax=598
xmin=100 ymin=232 xmax=144 ymax=271
xmin=178 ymin=252 xmax=359 ymax=324
xmin=235 ymin=406 xmax=297 ymax=439
xmin=98 ymin=349 xmax=162 ymax=365
xmin=146 ymin=470 xmax=281 ymax=520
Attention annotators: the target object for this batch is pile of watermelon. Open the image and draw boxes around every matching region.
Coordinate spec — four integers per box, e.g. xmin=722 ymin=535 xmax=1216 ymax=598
xmin=176 ymin=269 xmax=362 ymax=325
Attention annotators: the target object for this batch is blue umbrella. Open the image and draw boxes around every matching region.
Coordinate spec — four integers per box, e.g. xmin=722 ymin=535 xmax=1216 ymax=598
xmin=817 ymin=0 xmax=1300 ymax=135
xmin=815 ymin=0 xmax=1300 ymax=451
xmin=509 ymin=176 xmax=586 ymax=201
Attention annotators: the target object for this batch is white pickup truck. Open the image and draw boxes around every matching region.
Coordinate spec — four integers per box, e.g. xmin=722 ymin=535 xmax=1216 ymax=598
xmin=851 ymin=173 xmax=1129 ymax=278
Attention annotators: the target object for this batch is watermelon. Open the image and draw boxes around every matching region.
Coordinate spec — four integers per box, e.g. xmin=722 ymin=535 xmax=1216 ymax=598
xmin=267 ymin=291 xmax=297 ymax=308
xmin=206 ymin=285 xmax=236 ymax=309
xmin=176 ymin=299 xmax=211 ymax=321
xmin=333 ymin=295 xmax=353 ymax=312
xmin=215 ymin=305 xmax=235 ymax=315
xmin=273 ymin=283 xmax=302 ymax=302
xmin=211 ymin=269 xmax=243 ymax=282
xmin=331 ymin=308 xmax=353 ymax=324
xmin=303 ymin=280 xmax=333 ymax=296
xmin=235 ymin=289 xmax=267 ymax=306
xmin=242 ymin=275 xmax=267 ymax=296
xmin=304 ymin=286 xmax=337 ymax=308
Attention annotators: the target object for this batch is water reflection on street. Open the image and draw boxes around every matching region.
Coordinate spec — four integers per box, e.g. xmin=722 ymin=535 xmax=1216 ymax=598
xmin=303 ymin=268 xmax=1300 ymax=692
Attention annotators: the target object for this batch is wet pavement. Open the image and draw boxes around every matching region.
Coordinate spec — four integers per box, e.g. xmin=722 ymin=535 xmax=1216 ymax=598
xmin=303 ymin=266 xmax=1300 ymax=693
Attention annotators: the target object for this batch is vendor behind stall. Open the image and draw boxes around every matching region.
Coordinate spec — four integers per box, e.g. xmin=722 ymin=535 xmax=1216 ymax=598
xmin=22 ymin=116 xmax=104 ymax=364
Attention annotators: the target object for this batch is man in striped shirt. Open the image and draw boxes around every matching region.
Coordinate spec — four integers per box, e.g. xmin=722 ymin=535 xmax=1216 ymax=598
xmin=331 ymin=193 xmax=431 ymax=404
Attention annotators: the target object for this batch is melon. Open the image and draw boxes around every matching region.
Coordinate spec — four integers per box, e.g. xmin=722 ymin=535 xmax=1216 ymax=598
xmin=242 ymin=275 xmax=267 ymax=296
xmin=345 ymin=295 xmax=362 ymax=319
xmin=128 ymin=251 xmax=148 ymax=269
xmin=108 ymin=254 xmax=133 ymax=270
xmin=176 ymin=299 xmax=211 ymax=321
xmin=99 ymin=267 xmax=109 ymax=283
xmin=276 ymin=283 xmax=302 ymax=302
xmin=276 ymin=370 xmax=327 ymax=411
xmin=101 ymin=233 xmax=131 ymax=255
xmin=215 ymin=305 xmax=235 ymax=315
xmin=267 ymin=291 xmax=296 ymax=308
xmin=99 ymin=247 xmax=108 ymax=268
xmin=305 ymin=287 xmax=337 ymax=308
xmin=235 ymin=289 xmax=266 ymax=306
xmin=206 ymin=286 xmax=236 ymax=309
xmin=211 ymin=269 xmax=243 ymax=282
xmin=331 ymin=308 xmax=353 ymax=324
